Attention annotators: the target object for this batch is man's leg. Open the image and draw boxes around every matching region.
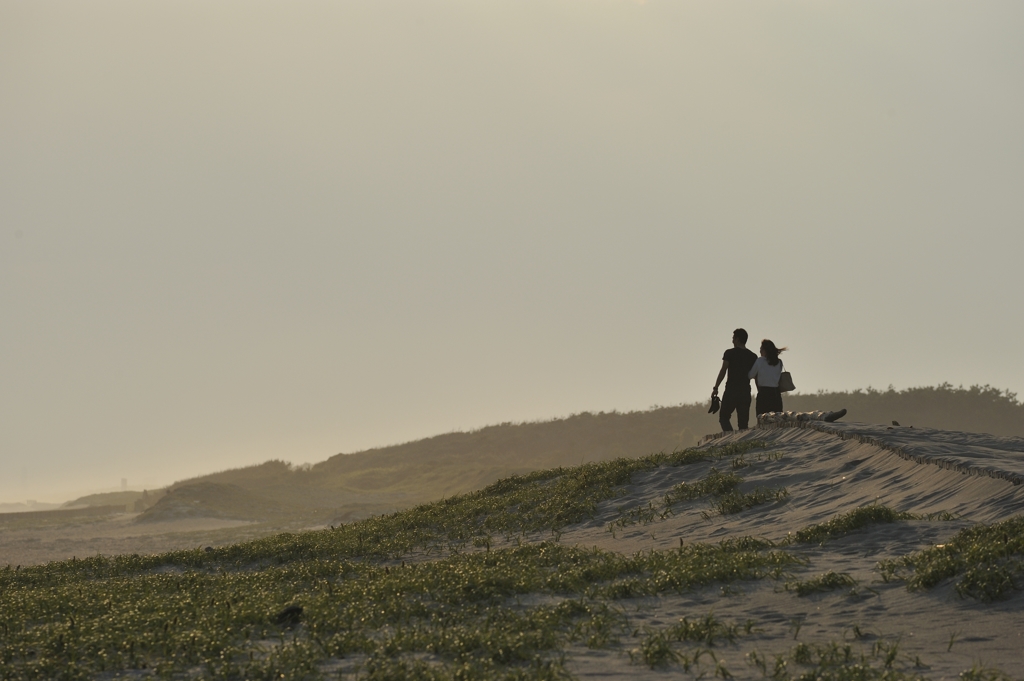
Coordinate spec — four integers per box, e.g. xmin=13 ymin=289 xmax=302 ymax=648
xmin=736 ymin=390 xmax=752 ymax=430
xmin=719 ymin=390 xmax=737 ymax=431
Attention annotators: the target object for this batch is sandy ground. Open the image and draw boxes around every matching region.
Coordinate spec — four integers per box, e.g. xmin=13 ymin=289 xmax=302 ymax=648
xmin=553 ymin=424 xmax=1024 ymax=679
xmin=0 ymin=514 xmax=268 ymax=567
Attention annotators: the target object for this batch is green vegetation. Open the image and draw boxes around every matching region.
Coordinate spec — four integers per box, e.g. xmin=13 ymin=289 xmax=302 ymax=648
xmin=631 ymin=636 xmax=710 ymax=672
xmin=706 ymin=486 xmax=790 ymax=518
xmin=747 ymin=639 xmax=929 ymax=681
xmin=664 ymin=468 xmax=743 ymax=504
xmin=0 ymin=541 xmax=794 ymax=680
xmin=610 ymin=452 xmax=789 ymax=532
xmin=630 ymin=628 xmax=683 ymax=669
xmin=879 ymin=515 xmax=1024 ymax=602
xmin=630 ymin=631 xmax=938 ymax=680
xmin=629 ymin=614 xmax=756 ymax=670
xmin=790 ymin=506 xmax=918 ymax=545
xmin=784 ymin=571 xmax=858 ymax=596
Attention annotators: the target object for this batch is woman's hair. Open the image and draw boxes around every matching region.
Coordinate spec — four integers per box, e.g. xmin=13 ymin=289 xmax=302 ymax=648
xmin=760 ymin=339 xmax=787 ymax=366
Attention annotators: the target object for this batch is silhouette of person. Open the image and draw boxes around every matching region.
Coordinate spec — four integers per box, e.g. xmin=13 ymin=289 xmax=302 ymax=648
xmin=712 ymin=328 xmax=758 ymax=431
xmin=749 ymin=338 xmax=787 ymax=416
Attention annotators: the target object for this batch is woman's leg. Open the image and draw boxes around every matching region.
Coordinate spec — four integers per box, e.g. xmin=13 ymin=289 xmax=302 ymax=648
xmin=757 ymin=388 xmax=782 ymax=415
xmin=755 ymin=390 xmax=767 ymax=416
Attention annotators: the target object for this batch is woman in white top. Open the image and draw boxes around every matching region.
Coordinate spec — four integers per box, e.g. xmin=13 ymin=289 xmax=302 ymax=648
xmin=748 ymin=339 xmax=787 ymax=416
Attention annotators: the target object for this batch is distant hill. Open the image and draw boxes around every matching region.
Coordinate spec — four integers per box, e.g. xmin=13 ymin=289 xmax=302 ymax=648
xmin=63 ymin=491 xmax=145 ymax=509
xmin=140 ymin=409 xmax=699 ymax=524
xmin=135 ymin=482 xmax=300 ymax=524
xmin=138 ymin=384 xmax=1023 ymax=524
xmin=63 ymin=489 xmax=163 ymax=513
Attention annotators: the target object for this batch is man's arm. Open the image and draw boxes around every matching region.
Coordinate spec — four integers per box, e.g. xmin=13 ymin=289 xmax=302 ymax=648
xmin=714 ymin=360 xmax=728 ymax=392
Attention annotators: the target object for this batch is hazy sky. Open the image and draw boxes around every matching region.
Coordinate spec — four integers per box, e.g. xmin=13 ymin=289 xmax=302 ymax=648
xmin=2 ymin=0 xmax=1022 ymax=504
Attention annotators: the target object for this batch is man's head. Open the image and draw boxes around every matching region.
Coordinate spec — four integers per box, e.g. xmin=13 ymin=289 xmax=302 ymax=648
xmin=732 ymin=328 xmax=748 ymax=346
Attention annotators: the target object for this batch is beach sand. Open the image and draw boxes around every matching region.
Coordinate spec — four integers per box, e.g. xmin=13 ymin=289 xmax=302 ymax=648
xmin=0 ymin=514 xmax=263 ymax=567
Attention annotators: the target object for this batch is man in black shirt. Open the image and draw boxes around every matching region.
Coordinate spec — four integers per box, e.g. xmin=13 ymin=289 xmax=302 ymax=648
xmin=713 ymin=328 xmax=758 ymax=431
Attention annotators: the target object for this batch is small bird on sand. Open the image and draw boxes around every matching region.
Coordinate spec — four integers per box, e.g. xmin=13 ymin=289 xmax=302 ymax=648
xmin=274 ymin=605 xmax=303 ymax=627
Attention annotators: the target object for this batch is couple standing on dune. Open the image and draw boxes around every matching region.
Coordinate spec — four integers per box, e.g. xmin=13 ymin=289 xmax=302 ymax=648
xmin=712 ymin=328 xmax=788 ymax=432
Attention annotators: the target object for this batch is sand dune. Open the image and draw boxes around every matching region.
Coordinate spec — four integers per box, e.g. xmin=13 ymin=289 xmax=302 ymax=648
xmin=577 ymin=424 xmax=1024 ymax=553
xmin=3 ymin=421 xmax=1023 ymax=677
xmin=553 ymin=423 xmax=1024 ymax=679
